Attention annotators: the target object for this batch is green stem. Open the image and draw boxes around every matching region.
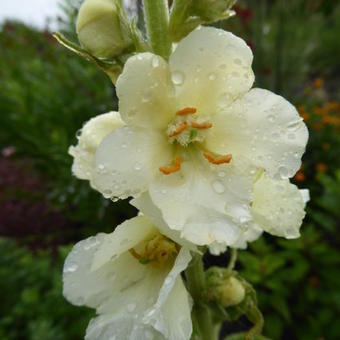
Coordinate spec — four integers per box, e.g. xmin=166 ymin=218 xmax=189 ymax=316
xmin=142 ymin=0 xmax=171 ymax=59
xmin=227 ymin=248 xmax=237 ymax=271
xmin=186 ymin=253 xmax=217 ymax=340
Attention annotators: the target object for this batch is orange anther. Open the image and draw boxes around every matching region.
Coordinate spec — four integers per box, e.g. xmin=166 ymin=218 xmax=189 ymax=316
xmin=159 ymin=156 xmax=183 ymax=175
xmin=168 ymin=122 xmax=188 ymax=137
xmin=191 ymin=121 xmax=212 ymax=129
xmin=203 ymin=151 xmax=232 ymax=165
xmin=176 ymin=107 xmax=197 ymax=116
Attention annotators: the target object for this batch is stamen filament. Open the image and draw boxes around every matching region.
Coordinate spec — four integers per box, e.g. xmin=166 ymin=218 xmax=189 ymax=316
xmin=191 ymin=122 xmax=212 ymax=129
xmin=129 ymin=248 xmax=142 ymax=260
xmin=159 ymin=156 xmax=183 ymax=175
xmin=203 ymin=151 xmax=232 ymax=165
xmin=176 ymin=107 xmax=197 ymax=116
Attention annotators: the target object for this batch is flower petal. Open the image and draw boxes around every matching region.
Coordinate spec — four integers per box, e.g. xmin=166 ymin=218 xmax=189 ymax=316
xmin=206 ymin=88 xmax=308 ymax=179
xmin=150 ymin=152 xmax=254 ymax=247
xmin=85 ymin=314 xmax=164 ymax=340
xmin=252 ymin=173 xmax=307 ymax=238
xmin=169 ymin=27 xmax=254 ymax=115
xmin=91 ymin=215 xmax=156 ymax=271
xmin=116 ymin=53 xmax=176 ymax=129
xmin=93 ymin=126 xmax=173 ymax=199
xmin=143 ymin=248 xmax=192 ymax=340
xmin=131 ymin=193 xmax=197 ymax=251
xmin=63 ymin=232 xmax=117 ymax=309
xmin=69 ymin=111 xmax=123 ymax=181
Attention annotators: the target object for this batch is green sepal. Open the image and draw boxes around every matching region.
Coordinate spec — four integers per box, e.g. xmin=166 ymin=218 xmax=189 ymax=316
xmin=169 ymin=0 xmax=236 ymax=42
xmin=53 ymin=32 xmax=123 ymax=83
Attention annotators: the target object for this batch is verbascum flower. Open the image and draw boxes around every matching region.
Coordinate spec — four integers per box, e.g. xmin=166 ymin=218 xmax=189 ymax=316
xmin=71 ymin=27 xmax=308 ymax=248
xmin=69 ymin=111 xmax=123 ymax=190
xmin=63 ymin=215 xmax=193 ymax=340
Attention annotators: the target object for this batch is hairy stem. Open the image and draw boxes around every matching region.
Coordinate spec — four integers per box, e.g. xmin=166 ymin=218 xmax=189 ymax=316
xmin=142 ymin=0 xmax=171 ymax=59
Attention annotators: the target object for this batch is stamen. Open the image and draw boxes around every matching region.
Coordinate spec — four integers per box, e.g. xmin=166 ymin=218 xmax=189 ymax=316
xmin=176 ymin=107 xmax=197 ymax=116
xmin=168 ymin=122 xmax=188 ymax=137
xmin=191 ymin=122 xmax=212 ymax=129
xmin=159 ymin=156 xmax=183 ymax=175
xmin=129 ymin=248 xmax=142 ymax=260
xmin=203 ymin=151 xmax=232 ymax=165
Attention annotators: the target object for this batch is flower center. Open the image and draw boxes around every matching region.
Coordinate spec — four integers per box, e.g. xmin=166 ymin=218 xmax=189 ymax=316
xmin=159 ymin=107 xmax=233 ymax=175
xmin=166 ymin=107 xmax=212 ymax=147
xmin=129 ymin=234 xmax=180 ymax=266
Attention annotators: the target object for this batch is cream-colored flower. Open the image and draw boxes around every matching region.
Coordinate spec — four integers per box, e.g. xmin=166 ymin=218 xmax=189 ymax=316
xmin=69 ymin=111 xmax=123 ymax=191
xmin=250 ymin=172 xmax=309 ymax=239
xmin=63 ymin=215 xmax=193 ymax=340
xmin=73 ymin=27 xmax=307 ymax=248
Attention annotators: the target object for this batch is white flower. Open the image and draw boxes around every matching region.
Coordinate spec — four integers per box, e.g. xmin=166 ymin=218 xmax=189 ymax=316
xmin=250 ymin=172 xmax=309 ymax=239
xmin=69 ymin=111 xmax=123 ymax=190
xmin=63 ymin=215 xmax=193 ymax=340
xmin=72 ymin=27 xmax=308 ymax=248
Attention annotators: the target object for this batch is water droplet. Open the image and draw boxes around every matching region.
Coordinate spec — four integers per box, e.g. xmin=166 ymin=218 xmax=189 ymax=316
xmin=278 ymin=166 xmax=289 ymax=179
xmin=231 ymin=71 xmax=240 ymax=77
xmin=171 ymin=71 xmax=185 ymax=85
xmin=218 ymin=171 xmax=226 ymax=178
xmin=121 ymin=143 xmax=127 ymax=148
xmin=103 ymin=189 xmax=112 ymax=198
xmin=267 ymin=114 xmax=275 ymax=123
xmin=293 ymin=152 xmax=300 ymax=159
xmin=127 ymin=303 xmax=136 ymax=312
xmin=142 ymin=92 xmax=151 ymax=103
xmin=151 ymin=56 xmax=160 ymax=68
xmin=287 ymin=133 xmax=295 ymax=140
xmin=64 ymin=262 xmax=78 ymax=273
xmin=234 ymin=58 xmax=242 ymax=65
xmin=208 ymin=73 xmax=216 ymax=81
xmin=212 ymin=179 xmax=225 ymax=194
xmin=161 ymin=189 xmax=167 ymax=194
xmin=76 ymin=129 xmax=82 ymax=138
xmin=134 ymin=162 xmax=142 ymax=171
xmin=287 ymin=120 xmax=302 ymax=131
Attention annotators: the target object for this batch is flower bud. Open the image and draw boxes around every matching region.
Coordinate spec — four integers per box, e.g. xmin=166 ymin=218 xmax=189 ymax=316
xmin=76 ymin=0 xmax=133 ymax=58
xmin=216 ymin=277 xmax=245 ymax=307
xmin=193 ymin=0 xmax=236 ymax=21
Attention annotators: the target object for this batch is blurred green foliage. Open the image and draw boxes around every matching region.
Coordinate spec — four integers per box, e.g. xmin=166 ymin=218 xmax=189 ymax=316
xmin=0 ymin=0 xmax=339 ymax=339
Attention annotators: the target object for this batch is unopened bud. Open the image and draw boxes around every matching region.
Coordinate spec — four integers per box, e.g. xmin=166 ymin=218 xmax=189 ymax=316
xmin=76 ymin=0 xmax=133 ymax=58
xmin=217 ymin=277 xmax=245 ymax=307
xmin=193 ymin=0 xmax=236 ymax=21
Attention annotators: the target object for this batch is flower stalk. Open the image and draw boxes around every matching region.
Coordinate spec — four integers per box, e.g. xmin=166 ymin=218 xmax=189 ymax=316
xmin=142 ymin=0 xmax=171 ymax=59
xmin=186 ymin=253 xmax=218 ymax=340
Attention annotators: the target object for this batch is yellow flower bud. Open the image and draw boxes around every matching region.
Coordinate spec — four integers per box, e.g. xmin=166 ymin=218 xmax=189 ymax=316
xmin=76 ymin=0 xmax=133 ymax=58
xmin=218 ymin=277 xmax=245 ymax=307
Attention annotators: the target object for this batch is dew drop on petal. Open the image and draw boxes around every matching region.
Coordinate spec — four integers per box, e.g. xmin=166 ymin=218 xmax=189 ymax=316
xmin=278 ymin=166 xmax=289 ymax=179
xmin=234 ymin=58 xmax=242 ymax=65
xmin=171 ymin=71 xmax=185 ymax=85
xmin=64 ymin=262 xmax=78 ymax=273
xmin=134 ymin=162 xmax=142 ymax=171
xmin=212 ymin=179 xmax=225 ymax=194
xmin=127 ymin=303 xmax=136 ymax=312
xmin=267 ymin=114 xmax=275 ymax=123
xmin=151 ymin=56 xmax=160 ymax=68
xmin=208 ymin=72 xmax=216 ymax=81
xmin=218 ymin=171 xmax=226 ymax=178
